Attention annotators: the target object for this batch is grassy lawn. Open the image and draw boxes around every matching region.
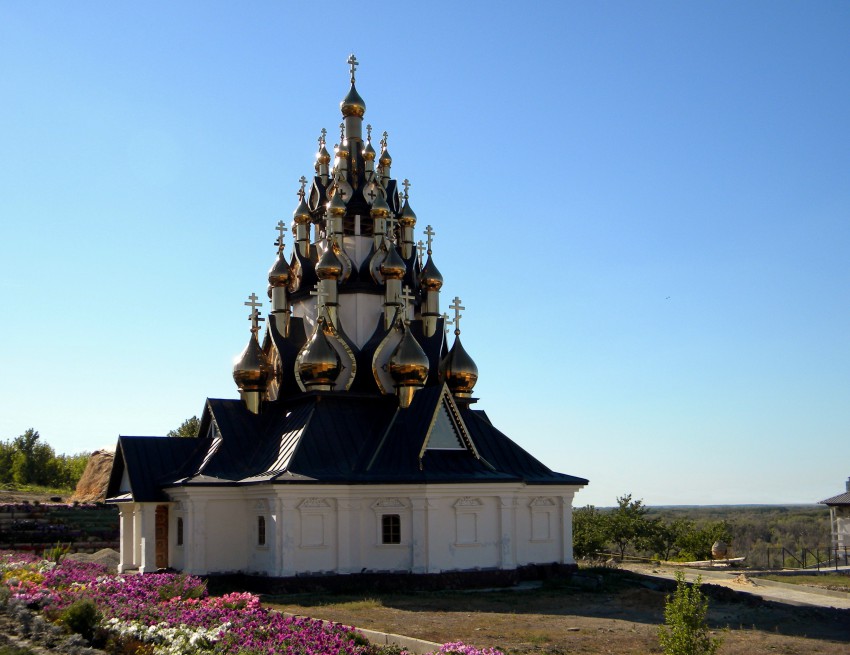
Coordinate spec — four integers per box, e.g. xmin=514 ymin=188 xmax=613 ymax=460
xmin=757 ymin=573 xmax=850 ymax=590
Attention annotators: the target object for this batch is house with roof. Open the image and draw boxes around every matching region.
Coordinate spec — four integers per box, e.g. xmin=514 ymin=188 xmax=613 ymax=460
xmin=106 ymin=56 xmax=587 ymax=577
xmin=821 ymin=477 xmax=850 ymax=564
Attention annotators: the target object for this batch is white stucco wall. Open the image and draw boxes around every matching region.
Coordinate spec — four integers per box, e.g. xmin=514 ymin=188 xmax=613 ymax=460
xmin=160 ymin=482 xmax=582 ymax=576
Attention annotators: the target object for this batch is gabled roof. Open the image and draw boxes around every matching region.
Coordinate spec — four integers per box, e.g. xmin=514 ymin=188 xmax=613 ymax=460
xmin=106 ymin=436 xmax=208 ymax=502
xmin=821 ymin=491 xmax=850 ymax=506
xmin=112 ymin=386 xmax=587 ymax=496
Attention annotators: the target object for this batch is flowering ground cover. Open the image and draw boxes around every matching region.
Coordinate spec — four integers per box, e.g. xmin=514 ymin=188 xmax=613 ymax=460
xmin=0 ymin=551 xmax=502 ymax=655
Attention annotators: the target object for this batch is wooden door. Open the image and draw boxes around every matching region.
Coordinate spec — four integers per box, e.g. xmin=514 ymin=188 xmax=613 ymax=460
xmin=155 ymin=505 xmax=169 ymax=569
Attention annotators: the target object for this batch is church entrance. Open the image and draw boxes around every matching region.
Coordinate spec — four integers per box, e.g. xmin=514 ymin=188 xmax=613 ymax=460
xmin=155 ymin=505 xmax=169 ymax=569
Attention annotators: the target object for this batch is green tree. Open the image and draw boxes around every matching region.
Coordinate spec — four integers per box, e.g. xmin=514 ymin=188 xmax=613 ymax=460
xmin=646 ymin=518 xmax=695 ymax=561
xmin=607 ymin=494 xmax=651 ymax=560
xmin=677 ymin=521 xmax=732 ymax=561
xmin=658 ymin=571 xmax=722 ymax=655
xmin=573 ymin=505 xmax=608 ymax=558
xmin=167 ymin=416 xmax=201 ymax=438
xmin=11 ymin=428 xmax=55 ymax=485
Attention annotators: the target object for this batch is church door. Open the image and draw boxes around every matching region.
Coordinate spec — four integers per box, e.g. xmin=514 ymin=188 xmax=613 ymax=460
xmin=155 ymin=505 xmax=169 ymax=569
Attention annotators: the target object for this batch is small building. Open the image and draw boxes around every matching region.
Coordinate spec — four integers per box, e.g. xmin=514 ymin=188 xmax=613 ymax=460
xmin=821 ymin=477 xmax=850 ymax=563
xmin=106 ymin=57 xmax=588 ymax=577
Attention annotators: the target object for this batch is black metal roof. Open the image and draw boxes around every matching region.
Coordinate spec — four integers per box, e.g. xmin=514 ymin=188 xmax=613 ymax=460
xmin=107 ymin=385 xmax=587 ymax=502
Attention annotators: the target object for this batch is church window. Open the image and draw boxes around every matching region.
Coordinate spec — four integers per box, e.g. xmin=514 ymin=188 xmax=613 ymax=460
xmin=176 ymin=517 xmax=184 ymax=546
xmin=257 ymin=516 xmax=266 ymax=546
xmin=381 ymin=514 xmax=401 ymax=544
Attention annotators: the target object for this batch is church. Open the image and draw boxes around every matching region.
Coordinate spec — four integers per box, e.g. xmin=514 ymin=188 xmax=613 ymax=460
xmin=106 ymin=57 xmax=588 ymax=577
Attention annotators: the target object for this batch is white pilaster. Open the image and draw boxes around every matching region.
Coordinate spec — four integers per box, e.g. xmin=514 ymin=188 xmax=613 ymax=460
xmin=117 ymin=504 xmax=135 ymax=573
xmin=498 ymin=495 xmax=517 ymax=570
xmin=137 ymin=503 xmax=157 ymax=573
xmin=559 ymin=492 xmax=576 ymax=564
xmin=411 ymin=496 xmax=430 ymax=573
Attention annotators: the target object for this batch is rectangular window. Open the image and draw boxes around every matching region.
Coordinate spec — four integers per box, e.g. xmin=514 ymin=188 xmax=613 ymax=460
xmin=381 ymin=514 xmax=401 ymax=544
xmin=258 ymin=516 xmax=266 ymax=546
xmin=176 ymin=517 xmax=184 ymax=546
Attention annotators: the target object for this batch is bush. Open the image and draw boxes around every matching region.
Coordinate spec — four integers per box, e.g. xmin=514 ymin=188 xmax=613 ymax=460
xmin=59 ymin=598 xmax=101 ymax=642
xmin=658 ymin=572 xmax=721 ymax=655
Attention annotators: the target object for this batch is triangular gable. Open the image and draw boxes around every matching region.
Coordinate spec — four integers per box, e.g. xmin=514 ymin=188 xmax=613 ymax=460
xmin=418 ymin=385 xmax=482 ymax=464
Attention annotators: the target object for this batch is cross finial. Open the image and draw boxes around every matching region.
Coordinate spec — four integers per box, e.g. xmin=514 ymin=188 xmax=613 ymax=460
xmin=244 ymin=293 xmax=264 ymax=333
xmin=386 ymin=214 xmax=398 ymax=241
xmin=366 ymin=124 xmax=372 ymax=142
xmin=442 ymin=312 xmax=454 ymax=335
xmin=318 ymin=128 xmax=327 ymax=148
xmin=275 ymin=220 xmax=287 ymax=253
xmin=380 ymin=131 xmax=388 ymax=150
xmin=400 ymin=285 xmax=416 ymax=321
xmin=416 ymin=240 xmax=425 ymax=262
xmin=339 ymin=122 xmax=345 ymax=143
xmin=424 ymin=225 xmax=435 ymax=254
xmin=297 ymin=175 xmax=308 ymax=201
xmin=397 ymin=190 xmax=404 ymax=208
xmin=449 ymin=296 xmax=465 ymax=336
xmin=309 ymin=283 xmax=330 ymax=309
xmin=347 ymin=54 xmax=359 ymax=84
xmin=402 ymin=179 xmax=411 ymax=200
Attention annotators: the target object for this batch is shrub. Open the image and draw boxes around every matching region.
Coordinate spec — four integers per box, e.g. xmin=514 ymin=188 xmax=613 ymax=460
xmin=59 ymin=598 xmax=101 ymax=642
xmin=658 ymin=571 xmax=721 ymax=655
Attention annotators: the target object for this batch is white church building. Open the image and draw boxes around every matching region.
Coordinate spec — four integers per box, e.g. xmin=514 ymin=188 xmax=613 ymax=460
xmin=106 ymin=57 xmax=588 ymax=578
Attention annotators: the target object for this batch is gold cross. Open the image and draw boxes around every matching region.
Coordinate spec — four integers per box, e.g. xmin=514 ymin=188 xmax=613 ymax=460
xmin=449 ymin=296 xmax=465 ymax=336
xmin=275 ymin=220 xmax=287 ymax=253
xmin=318 ymin=128 xmax=327 ymax=148
xmin=402 ymin=178 xmax=411 ymax=200
xmin=424 ymin=225 xmax=435 ymax=254
xmin=309 ymin=284 xmax=330 ymax=308
xmin=347 ymin=54 xmax=359 ymax=84
xmin=244 ymin=293 xmax=264 ymax=333
xmin=380 ymin=131 xmax=388 ymax=151
xmin=400 ymin=285 xmax=416 ymax=320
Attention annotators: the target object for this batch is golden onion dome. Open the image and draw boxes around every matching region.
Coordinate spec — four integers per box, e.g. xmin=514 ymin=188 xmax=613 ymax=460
xmin=398 ymin=199 xmax=417 ymax=227
xmin=380 ymin=244 xmax=407 ymax=280
xmin=233 ymin=333 xmax=271 ymax=392
xmin=336 ymin=139 xmax=350 ymax=159
xmin=419 ymin=255 xmax=443 ymax=291
xmin=363 ymin=140 xmax=376 ymax=161
xmin=389 ymin=328 xmax=430 ymax=388
xmin=268 ymin=251 xmax=292 ymax=288
xmin=441 ymin=336 xmax=478 ymax=397
xmin=370 ymin=192 xmax=390 ymax=218
xmin=317 ymin=144 xmax=331 ymax=165
xmin=340 ymin=83 xmax=366 ymax=118
xmin=327 ymin=189 xmax=347 ymax=216
xmin=379 ymin=147 xmax=392 ymax=167
xmin=316 ymin=244 xmax=343 ymax=280
xmin=298 ymin=318 xmax=342 ymax=388
xmin=293 ymin=196 xmax=311 ymax=225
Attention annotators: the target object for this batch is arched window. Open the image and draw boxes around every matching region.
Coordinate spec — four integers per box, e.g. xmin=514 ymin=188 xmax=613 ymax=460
xmin=257 ymin=515 xmax=266 ymax=546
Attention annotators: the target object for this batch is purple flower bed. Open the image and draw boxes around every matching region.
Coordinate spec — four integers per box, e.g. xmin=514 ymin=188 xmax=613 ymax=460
xmin=0 ymin=551 xmax=503 ymax=655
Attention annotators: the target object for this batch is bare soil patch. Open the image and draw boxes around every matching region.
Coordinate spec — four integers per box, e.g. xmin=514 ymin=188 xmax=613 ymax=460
xmin=263 ymin=570 xmax=850 ymax=655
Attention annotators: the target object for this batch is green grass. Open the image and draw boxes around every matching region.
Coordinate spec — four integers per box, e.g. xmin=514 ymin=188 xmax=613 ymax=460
xmin=0 ymin=483 xmax=75 ymax=497
xmin=0 ymin=645 xmax=37 ymax=655
xmin=758 ymin=573 xmax=850 ymax=590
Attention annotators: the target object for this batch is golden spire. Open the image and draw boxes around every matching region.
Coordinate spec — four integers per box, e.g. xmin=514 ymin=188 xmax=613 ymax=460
xmin=335 ymin=122 xmax=350 ymax=157
xmin=233 ymin=293 xmax=271 ymax=413
xmin=389 ymin=318 xmax=430 ymax=408
xmin=363 ymin=123 xmax=376 ymax=161
xmin=293 ymin=177 xmax=311 ymax=225
xmin=379 ymin=131 xmax=392 ymax=167
xmin=316 ymin=128 xmax=331 ymax=164
xmin=398 ymin=179 xmax=417 ymax=226
xmin=340 ymin=55 xmax=365 ymax=125
xmin=268 ymin=221 xmax=292 ymax=289
xmin=297 ymin=316 xmax=342 ymax=391
xmin=441 ymin=297 xmax=478 ymax=397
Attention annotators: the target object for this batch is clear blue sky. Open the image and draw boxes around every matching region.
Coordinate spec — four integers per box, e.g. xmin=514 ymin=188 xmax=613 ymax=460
xmin=1 ymin=1 xmax=848 ymax=506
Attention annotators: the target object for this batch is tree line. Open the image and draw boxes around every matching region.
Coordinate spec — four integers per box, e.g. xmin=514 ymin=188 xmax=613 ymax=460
xmin=573 ymin=494 xmax=831 ymax=566
xmin=0 ymin=429 xmax=90 ymax=490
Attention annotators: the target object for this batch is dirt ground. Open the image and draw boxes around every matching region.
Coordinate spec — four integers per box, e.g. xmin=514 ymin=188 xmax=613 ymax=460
xmin=264 ymin=571 xmax=850 ymax=655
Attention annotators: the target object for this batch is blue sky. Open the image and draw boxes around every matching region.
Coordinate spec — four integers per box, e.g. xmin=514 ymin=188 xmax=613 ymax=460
xmin=1 ymin=1 xmax=848 ymax=506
